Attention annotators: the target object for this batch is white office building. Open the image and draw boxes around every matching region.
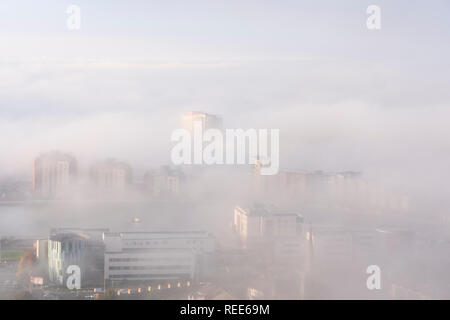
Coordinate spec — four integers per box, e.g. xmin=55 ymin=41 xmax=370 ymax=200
xmin=233 ymin=204 xmax=304 ymax=264
xmin=233 ymin=204 xmax=303 ymax=247
xmin=103 ymin=231 xmax=215 ymax=286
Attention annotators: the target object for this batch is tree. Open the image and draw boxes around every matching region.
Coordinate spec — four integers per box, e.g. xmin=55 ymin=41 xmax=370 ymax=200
xmin=16 ymin=251 xmax=37 ymax=285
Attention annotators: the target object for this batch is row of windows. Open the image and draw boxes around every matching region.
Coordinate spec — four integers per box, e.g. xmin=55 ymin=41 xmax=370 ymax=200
xmin=109 ymin=257 xmax=191 ymax=263
xmin=110 ymin=273 xmax=191 ymax=279
xmin=49 ymin=240 xmax=85 ymax=253
xmin=124 ymin=239 xmax=205 ymax=246
xmin=109 ymin=265 xmax=191 ymax=271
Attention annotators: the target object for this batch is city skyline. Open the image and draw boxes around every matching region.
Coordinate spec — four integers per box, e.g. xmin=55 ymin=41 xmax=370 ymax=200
xmin=0 ymin=0 xmax=449 ymax=303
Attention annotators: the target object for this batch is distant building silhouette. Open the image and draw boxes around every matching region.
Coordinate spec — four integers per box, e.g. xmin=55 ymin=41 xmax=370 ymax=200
xmin=103 ymin=231 xmax=215 ymax=287
xmin=181 ymin=111 xmax=223 ymax=132
xmin=48 ymin=228 xmax=107 ymax=286
xmin=143 ymin=166 xmax=183 ymax=197
xmin=90 ymin=159 xmax=132 ymax=193
xmin=32 ymin=151 xmax=77 ymax=199
xmin=233 ymin=203 xmax=304 ymax=266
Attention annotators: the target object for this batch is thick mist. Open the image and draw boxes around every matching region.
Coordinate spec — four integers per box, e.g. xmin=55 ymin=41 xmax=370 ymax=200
xmin=1 ymin=59 xmax=449 ymax=208
xmin=0 ymin=0 xmax=449 ymax=300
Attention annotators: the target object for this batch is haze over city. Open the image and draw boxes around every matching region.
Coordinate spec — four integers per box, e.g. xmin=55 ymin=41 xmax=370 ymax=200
xmin=0 ymin=0 xmax=449 ymax=301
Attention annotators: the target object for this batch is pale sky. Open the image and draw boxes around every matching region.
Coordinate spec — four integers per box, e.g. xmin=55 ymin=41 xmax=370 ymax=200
xmin=0 ymin=1 xmax=449 ymax=200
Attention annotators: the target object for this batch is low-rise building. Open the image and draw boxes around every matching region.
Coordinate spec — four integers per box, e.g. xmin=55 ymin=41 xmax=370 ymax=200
xmin=233 ymin=204 xmax=303 ymax=245
xmin=233 ymin=204 xmax=304 ymax=263
xmin=103 ymin=231 xmax=215 ymax=287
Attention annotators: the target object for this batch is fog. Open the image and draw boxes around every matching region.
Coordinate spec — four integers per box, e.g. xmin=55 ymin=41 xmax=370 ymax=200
xmin=1 ymin=59 xmax=449 ymax=208
xmin=0 ymin=0 xmax=449 ymax=300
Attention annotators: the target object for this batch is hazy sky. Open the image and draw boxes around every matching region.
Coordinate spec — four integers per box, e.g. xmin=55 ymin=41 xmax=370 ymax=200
xmin=0 ymin=1 xmax=449 ymax=199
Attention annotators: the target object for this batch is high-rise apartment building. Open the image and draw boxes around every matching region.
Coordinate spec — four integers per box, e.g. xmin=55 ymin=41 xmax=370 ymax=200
xmin=143 ymin=166 xmax=183 ymax=197
xmin=181 ymin=111 xmax=223 ymax=132
xmin=233 ymin=204 xmax=304 ymax=263
xmin=90 ymin=159 xmax=132 ymax=192
xmin=32 ymin=151 xmax=77 ymax=199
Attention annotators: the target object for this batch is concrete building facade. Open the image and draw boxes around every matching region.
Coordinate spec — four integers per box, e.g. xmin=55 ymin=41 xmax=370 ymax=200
xmin=103 ymin=231 xmax=215 ymax=287
xmin=233 ymin=204 xmax=304 ymax=263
